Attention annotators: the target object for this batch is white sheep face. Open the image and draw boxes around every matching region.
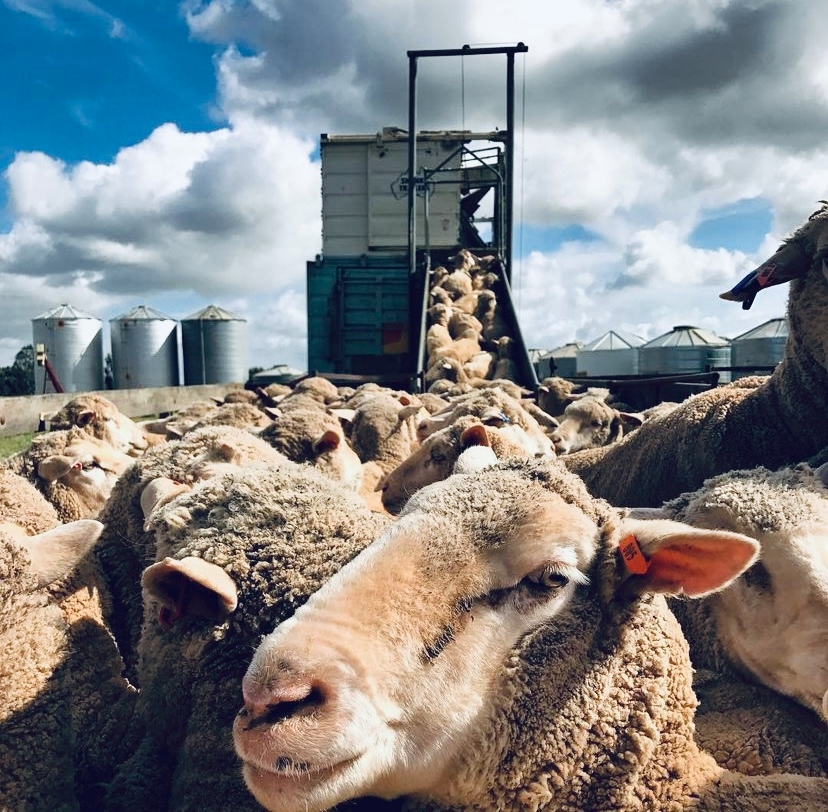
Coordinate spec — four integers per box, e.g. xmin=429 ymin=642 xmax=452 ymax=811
xmin=708 ymin=518 xmax=828 ymax=722
xmin=234 ymin=481 xmax=598 ymax=812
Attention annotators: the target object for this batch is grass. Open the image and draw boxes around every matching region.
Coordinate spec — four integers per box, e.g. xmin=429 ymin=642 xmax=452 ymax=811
xmin=0 ymin=432 xmax=35 ymax=458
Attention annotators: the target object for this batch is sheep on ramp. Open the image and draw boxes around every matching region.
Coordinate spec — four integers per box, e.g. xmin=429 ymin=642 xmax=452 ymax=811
xmin=235 ymin=457 xmax=828 ymax=812
xmin=565 ymin=202 xmax=828 ymax=506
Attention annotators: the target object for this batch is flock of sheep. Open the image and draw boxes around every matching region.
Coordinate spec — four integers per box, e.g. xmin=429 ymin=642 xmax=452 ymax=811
xmin=2 ymin=204 xmax=828 ymax=811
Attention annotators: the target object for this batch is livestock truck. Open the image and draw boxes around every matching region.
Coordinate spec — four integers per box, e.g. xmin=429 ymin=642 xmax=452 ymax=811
xmin=305 ymin=44 xmax=536 ymax=393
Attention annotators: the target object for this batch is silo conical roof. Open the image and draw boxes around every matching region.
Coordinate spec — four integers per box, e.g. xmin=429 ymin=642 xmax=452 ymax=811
xmin=112 ymin=305 xmax=176 ymax=321
xmin=581 ymin=329 xmax=645 ymax=352
xmin=33 ymin=303 xmax=99 ymax=321
xmin=642 ymin=325 xmax=728 ymax=348
xmin=183 ymin=304 xmax=246 ymax=322
xmin=732 ymin=318 xmax=788 ymax=341
xmin=548 ymin=341 xmax=583 ymax=358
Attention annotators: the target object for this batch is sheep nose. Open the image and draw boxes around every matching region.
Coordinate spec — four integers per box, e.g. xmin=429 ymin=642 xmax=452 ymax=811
xmin=239 ymin=674 xmax=326 ymax=730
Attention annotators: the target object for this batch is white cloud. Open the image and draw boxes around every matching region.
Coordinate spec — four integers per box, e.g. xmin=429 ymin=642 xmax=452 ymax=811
xmin=0 ymin=116 xmax=320 ymax=368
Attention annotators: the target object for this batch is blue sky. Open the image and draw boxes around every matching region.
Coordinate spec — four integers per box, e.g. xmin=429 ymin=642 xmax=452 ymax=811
xmin=1 ymin=0 xmax=825 ymax=371
xmin=0 ymin=2 xmax=218 ymax=163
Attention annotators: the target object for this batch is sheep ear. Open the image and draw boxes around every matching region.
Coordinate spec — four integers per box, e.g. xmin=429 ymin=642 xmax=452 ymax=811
xmin=21 ymin=520 xmax=104 ymax=588
xmin=263 ymin=406 xmax=282 ymax=420
xmin=608 ymin=416 xmax=625 ymax=444
xmin=218 ymin=442 xmax=240 ymax=463
xmin=328 ymin=407 xmax=356 ymax=426
xmin=313 ymin=430 xmax=340 ymax=454
xmin=618 ymin=411 xmax=644 ymax=427
xmin=142 ymin=556 xmax=238 ymax=626
xmin=397 ymin=405 xmax=422 ymax=422
xmin=37 ymin=455 xmax=73 ymax=481
xmin=480 ymin=407 xmax=508 ymax=427
xmin=460 ymin=423 xmax=490 ymax=449
xmin=141 ymin=477 xmax=191 ymax=528
xmin=77 ymin=409 xmax=97 ymax=428
xmin=617 ymin=518 xmax=759 ymax=599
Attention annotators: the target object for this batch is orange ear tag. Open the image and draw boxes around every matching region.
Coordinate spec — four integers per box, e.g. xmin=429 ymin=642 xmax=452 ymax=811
xmin=619 ymin=533 xmax=649 ymax=575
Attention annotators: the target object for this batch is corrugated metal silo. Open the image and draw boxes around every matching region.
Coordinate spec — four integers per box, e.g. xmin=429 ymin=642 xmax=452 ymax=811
xmin=535 ymin=341 xmax=583 ymax=378
xmin=181 ymin=305 xmax=248 ymax=385
xmin=110 ymin=305 xmax=180 ymax=389
xmin=32 ymin=304 xmax=104 ymax=393
xmin=639 ymin=325 xmax=731 ymax=382
xmin=730 ymin=318 xmax=787 ymax=378
xmin=576 ymin=330 xmax=644 ymax=376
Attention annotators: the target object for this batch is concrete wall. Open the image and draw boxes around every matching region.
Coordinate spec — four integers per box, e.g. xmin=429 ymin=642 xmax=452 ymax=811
xmin=0 ymin=383 xmax=243 ymax=437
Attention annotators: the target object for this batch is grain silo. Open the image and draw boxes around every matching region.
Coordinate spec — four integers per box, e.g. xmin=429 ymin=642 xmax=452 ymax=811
xmin=535 ymin=341 xmax=583 ymax=378
xmin=181 ymin=305 xmax=248 ymax=385
xmin=730 ymin=318 xmax=787 ymax=378
xmin=31 ymin=304 xmax=104 ymax=393
xmin=638 ymin=325 xmax=731 ymax=382
xmin=576 ymin=330 xmax=644 ymax=376
xmin=110 ymin=305 xmax=179 ymax=389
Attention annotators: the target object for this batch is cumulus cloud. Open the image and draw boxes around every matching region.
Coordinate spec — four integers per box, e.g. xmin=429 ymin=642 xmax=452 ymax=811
xmin=0 ymin=116 xmax=320 ymax=367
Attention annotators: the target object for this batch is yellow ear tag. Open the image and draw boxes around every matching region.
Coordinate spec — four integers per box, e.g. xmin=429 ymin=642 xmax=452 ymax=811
xmin=619 ymin=533 xmax=649 ymax=575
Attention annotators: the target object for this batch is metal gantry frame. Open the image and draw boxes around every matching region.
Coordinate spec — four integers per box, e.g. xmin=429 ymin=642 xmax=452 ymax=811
xmin=406 ymin=43 xmax=528 ymax=284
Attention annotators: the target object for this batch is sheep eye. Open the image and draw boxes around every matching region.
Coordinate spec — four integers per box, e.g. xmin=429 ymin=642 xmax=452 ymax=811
xmin=81 ymin=460 xmax=98 ymax=471
xmin=524 ymin=567 xmax=569 ymax=591
xmin=591 ymin=420 xmax=603 ymax=428
xmin=431 ymin=451 xmax=446 ymax=464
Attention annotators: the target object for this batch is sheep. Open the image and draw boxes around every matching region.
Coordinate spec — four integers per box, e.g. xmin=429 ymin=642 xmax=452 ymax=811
xmin=179 ymin=401 xmax=274 ymax=435
xmin=0 ymin=518 xmax=138 ymax=811
xmin=104 ymin=462 xmax=392 ymax=811
xmin=475 ymin=289 xmax=508 ymax=342
xmin=491 ymin=335 xmax=519 ymax=381
xmin=4 ymin=426 xmax=135 ymax=521
xmin=462 ymin=350 xmax=496 ymax=381
xmin=426 ymin=323 xmax=453 ymax=359
xmin=258 ymin=408 xmax=363 ymax=491
xmin=433 ymin=266 xmax=473 ymax=299
xmin=150 ymin=399 xmax=222 ymax=438
xmin=427 ymin=377 xmax=472 ymax=396
xmin=289 ymin=375 xmax=340 ymax=405
xmin=0 ymin=466 xmax=60 ymax=536
xmin=428 ymin=336 xmax=482 ymax=368
xmin=448 ymin=248 xmax=477 ymax=272
xmin=428 ymin=285 xmax=453 ymax=307
xmin=630 ymin=463 xmax=828 ymax=722
xmin=424 ymin=356 xmax=470 ymax=388
xmin=346 ymin=392 xmax=424 ymax=475
xmin=450 ymin=290 xmax=481 ymax=316
xmin=0 ymin=521 xmax=101 ymax=811
xmin=447 ymin=310 xmax=482 ymax=340
xmin=379 ymin=415 xmax=532 ymax=514
xmin=564 ymin=203 xmax=828 ymax=507
xmin=94 ymin=425 xmax=290 ymax=683
xmin=235 ymin=456 xmax=828 ymax=812
xmin=689 ymin=669 xmax=828 ymax=778
xmin=47 ymin=393 xmax=162 ymax=457
xmin=536 ymin=376 xmax=582 ymax=418
xmin=550 ymin=395 xmax=643 ymax=455
xmin=221 ymin=389 xmax=259 ymax=405
xmin=415 ymin=387 xmax=553 ymax=456
xmin=426 ymin=302 xmax=452 ymax=327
